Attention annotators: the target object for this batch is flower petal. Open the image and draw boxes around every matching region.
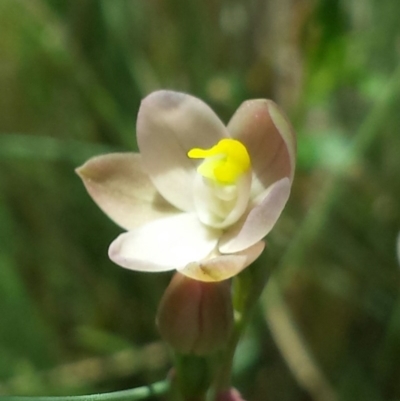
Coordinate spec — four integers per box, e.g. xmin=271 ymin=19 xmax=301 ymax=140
xmin=137 ymin=90 xmax=229 ymax=212
xmin=76 ymin=153 xmax=177 ymax=230
xmin=180 ymin=241 xmax=265 ymax=282
xmin=219 ymin=178 xmax=291 ymax=254
xmin=109 ymin=213 xmax=221 ymax=272
xmin=227 ymin=99 xmax=296 ymax=197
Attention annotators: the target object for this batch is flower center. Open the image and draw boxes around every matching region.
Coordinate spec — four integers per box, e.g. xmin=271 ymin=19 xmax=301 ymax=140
xmin=187 ymin=139 xmax=251 ymax=185
xmin=187 ymin=139 xmax=252 ymax=229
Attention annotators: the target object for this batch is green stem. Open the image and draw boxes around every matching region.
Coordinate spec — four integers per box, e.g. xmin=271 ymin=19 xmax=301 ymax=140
xmin=209 ymin=259 xmax=270 ymax=399
xmin=0 ymin=380 xmax=169 ymax=401
xmin=211 ymin=316 xmax=245 ymax=394
xmin=172 ymin=354 xmax=210 ymax=401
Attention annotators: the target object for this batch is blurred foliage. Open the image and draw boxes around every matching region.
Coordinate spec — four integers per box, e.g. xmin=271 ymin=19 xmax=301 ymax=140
xmin=1 ymin=0 xmax=400 ymax=400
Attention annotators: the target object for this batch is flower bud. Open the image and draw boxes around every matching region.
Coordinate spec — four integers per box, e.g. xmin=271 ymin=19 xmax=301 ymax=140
xmin=157 ymin=273 xmax=233 ymax=355
xmin=216 ymin=388 xmax=246 ymax=401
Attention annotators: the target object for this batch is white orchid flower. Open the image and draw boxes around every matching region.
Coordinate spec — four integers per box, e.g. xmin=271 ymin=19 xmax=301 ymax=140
xmin=77 ymin=91 xmax=296 ymax=282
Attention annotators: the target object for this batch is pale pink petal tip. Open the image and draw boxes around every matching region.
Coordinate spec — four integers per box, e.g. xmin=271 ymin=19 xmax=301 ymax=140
xmin=179 ymin=241 xmax=265 ymax=282
xmin=219 ymin=178 xmax=291 ymax=254
xmin=227 ymin=98 xmax=295 ymax=198
xmin=108 ymin=232 xmax=175 ymax=272
xmin=267 ymin=100 xmax=296 ymax=182
xmin=76 ymin=152 xmax=177 ymax=230
xmin=108 ymin=213 xmax=221 ymax=273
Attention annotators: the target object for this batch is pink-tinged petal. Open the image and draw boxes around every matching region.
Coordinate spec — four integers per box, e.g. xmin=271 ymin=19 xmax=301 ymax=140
xmin=268 ymin=101 xmax=296 ymax=181
xmin=180 ymin=241 xmax=265 ymax=282
xmin=137 ymin=90 xmax=229 ymax=212
xmin=109 ymin=213 xmax=221 ymax=272
xmin=76 ymin=153 xmax=178 ymax=230
xmin=228 ymin=99 xmax=296 ymax=197
xmin=219 ymin=178 xmax=290 ymax=254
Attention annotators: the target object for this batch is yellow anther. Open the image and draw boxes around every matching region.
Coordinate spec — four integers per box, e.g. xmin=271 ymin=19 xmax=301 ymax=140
xmin=188 ymin=139 xmax=251 ymax=185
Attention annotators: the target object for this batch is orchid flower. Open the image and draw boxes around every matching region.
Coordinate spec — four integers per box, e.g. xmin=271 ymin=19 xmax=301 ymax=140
xmin=77 ymin=91 xmax=296 ymax=282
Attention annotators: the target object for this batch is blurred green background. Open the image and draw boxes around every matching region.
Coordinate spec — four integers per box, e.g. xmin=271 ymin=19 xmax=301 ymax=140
xmin=1 ymin=0 xmax=400 ymax=400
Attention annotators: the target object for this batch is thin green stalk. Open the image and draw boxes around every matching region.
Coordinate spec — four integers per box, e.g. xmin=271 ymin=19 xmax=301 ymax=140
xmin=210 ymin=260 xmax=269 ymax=399
xmin=171 ymin=354 xmax=210 ymax=401
xmin=210 ymin=313 xmax=246 ymax=396
xmin=0 ymin=380 xmax=169 ymax=401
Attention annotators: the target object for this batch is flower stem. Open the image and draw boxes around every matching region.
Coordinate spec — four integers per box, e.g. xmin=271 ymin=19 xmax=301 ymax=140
xmin=211 ymin=313 xmax=246 ymax=395
xmin=210 ymin=259 xmax=270 ymax=399
xmin=172 ymin=354 xmax=211 ymax=401
xmin=0 ymin=380 xmax=169 ymax=401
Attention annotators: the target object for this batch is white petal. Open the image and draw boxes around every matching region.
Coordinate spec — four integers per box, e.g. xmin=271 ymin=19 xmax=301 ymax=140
xmin=228 ymin=99 xmax=296 ymax=197
xmin=180 ymin=241 xmax=265 ymax=282
xmin=137 ymin=90 xmax=229 ymax=212
xmin=193 ymin=171 xmax=252 ymax=229
xmin=76 ymin=153 xmax=178 ymax=230
xmin=109 ymin=213 xmax=221 ymax=272
xmin=219 ymin=178 xmax=291 ymax=254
